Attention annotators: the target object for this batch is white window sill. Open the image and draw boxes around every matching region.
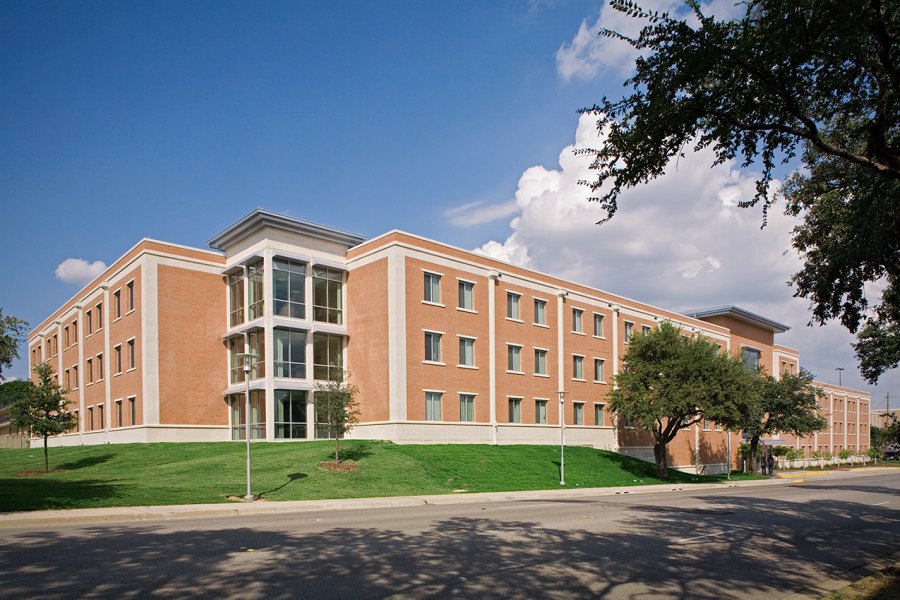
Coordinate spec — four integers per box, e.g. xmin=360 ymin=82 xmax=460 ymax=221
xmin=423 ymin=361 xmax=446 ymax=366
xmin=457 ymin=364 xmax=478 ymax=370
xmin=571 ymin=331 xmax=585 ymax=336
xmin=505 ymin=317 xmax=524 ymax=323
xmin=126 ymin=309 xmax=136 ymax=316
xmin=422 ymin=301 xmax=445 ymax=308
xmin=572 ymin=378 xmax=587 ymax=382
xmin=593 ymin=335 xmax=606 ymax=340
xmin=126 ymin=367 xmax=136 ymax=373
xmin=457 ymin=307 xmax=477 ymax=314
xmin=114 ymin=372 xmax=122 ymax=378
xmin=534 ymin=373 xmax=550 ymax=378
xmin=533 ymin=323 xmax=549 ymax=328
xmin=506 ymin=370 xmax=525 ymax=375
xmin=593 ymin=380 xmax=608 ymax=385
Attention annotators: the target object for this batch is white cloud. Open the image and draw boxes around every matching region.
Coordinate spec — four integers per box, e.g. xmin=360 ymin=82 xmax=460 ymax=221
xmin=471 ymin=112 xmax=900 ymax=403
xmin=444 ymin=200 xmax=520 ymax=227
xmin=55 ymin=258 xmax=107 ymax=286
xmin=556 ymin=0 xmax=744 ymax=82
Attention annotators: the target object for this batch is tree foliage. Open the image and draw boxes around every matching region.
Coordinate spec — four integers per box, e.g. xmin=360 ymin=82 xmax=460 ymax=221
xmin=0 ymin=308 xmax=28 ymax=381
xmin=313 ymin=368 xmax=360 ymax=463
xmin=8 ymin=362 xmax=76 ymax=471
xmin=609 ymin=321 xmax=751 ymax=479
xmin=582 ymin=0 xmax=900 ymax=382
xmin=721 ymin=368 xmax=826 ymax=473
xmin=0 ymin=379 xmax=34 ymax=409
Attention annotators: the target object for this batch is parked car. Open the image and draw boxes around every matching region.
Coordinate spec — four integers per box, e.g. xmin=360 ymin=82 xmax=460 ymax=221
xmin=883 ymin=450 xmax=900 ymax=461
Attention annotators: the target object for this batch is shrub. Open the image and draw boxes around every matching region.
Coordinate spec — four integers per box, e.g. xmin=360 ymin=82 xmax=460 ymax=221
xmin=772 ymin=445 xmax=790 ymax=457
xmin=838 ymin=448 xmax=853 ymax=460
xmin=866 ymin=447 xmax=881 ymax=460
xmin=785 ymin=448 xmax=803 ymax=461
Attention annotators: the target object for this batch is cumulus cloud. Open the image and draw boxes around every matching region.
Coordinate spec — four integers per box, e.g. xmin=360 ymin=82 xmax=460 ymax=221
xmin=55 ymin=258 xmax=107 ymax=286
xmin=469 ymin=112 xmax=900 ymax=401
xmin=556 ymin=0 xmax=744 ymax=81
xmin=444 ymin=200 xmax=520 ymax=227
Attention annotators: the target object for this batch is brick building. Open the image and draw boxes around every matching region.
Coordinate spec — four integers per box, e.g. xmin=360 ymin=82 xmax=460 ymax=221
xmin=28 ymin=209 xmax=870 ymax=472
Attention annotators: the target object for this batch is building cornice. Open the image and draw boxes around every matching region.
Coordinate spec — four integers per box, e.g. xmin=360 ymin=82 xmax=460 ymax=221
xmin=207 ymin=209 xmax=367 ymax=251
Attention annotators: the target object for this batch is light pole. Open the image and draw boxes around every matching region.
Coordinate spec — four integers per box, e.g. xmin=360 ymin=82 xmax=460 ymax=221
xmin=235 ymin=351 xmax=258 ymax=501
xmin=558 ymin=390 xmax=566 ymax=485
xmin=835 ymin=367 xmax=844 ymax=387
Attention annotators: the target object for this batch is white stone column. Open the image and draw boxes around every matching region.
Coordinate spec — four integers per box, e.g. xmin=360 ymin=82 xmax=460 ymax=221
xmin=263 ymin=249 xmax=275 ymax=441
xmin=488 ymin=271 xmax=499 ymax=444
xmin=556 ymin=290 xmax=568 ymax=427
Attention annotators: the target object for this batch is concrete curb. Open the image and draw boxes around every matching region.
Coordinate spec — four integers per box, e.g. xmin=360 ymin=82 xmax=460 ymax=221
xmin=0 ymin=475 xmax=791 ymax=529
xmin=781 ymin=550 xmax=900 ymax=600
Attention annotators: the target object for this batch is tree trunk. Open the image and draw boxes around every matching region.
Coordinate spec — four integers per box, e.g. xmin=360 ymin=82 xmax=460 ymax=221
xmin=335 ymin=434 xmax=340 ymax=463
xmin=43 ymin=435 xmax=49 ymax=471
xmin=749 ymin=437 xmax=760 ymax=474
xmin=653 ymin=441 xmax=669 ymax=480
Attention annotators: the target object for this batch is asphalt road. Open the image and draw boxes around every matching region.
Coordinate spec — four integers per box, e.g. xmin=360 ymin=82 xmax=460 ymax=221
xmin=1 ymin=471 xmax=898 ymax=599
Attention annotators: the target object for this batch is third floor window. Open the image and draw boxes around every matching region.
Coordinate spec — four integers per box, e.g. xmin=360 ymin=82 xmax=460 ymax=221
xmin=273 ymin=258 xmax=306 ymax=319
xmin=313 ymin=266 xmax=343 ymax=325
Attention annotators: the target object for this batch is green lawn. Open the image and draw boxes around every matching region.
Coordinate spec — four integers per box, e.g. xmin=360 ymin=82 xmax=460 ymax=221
xmin=0 ymin=441 xmax=755 ymax=512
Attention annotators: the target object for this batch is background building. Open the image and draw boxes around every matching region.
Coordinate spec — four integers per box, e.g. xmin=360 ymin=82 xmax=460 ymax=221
xmin=28 ymin=210 xmax=870 ymax=472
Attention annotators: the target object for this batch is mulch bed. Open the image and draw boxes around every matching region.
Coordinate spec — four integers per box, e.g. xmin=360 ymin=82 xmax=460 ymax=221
xmin=318 ymin=460 xmax=359 ymax=473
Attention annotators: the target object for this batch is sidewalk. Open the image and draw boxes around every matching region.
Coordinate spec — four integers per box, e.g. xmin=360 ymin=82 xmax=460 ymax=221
xmin=0 ymin=475 xmax=792 ymax=529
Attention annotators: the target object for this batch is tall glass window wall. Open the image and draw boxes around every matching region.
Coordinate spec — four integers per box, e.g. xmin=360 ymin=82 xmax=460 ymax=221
xmin=313 ymin=267 xmax=343 ymax=325
xmin=229 ymin=391 xmax=266 ymax=440
xmin=275 ymin=389 xmax=307 ymax=439
xmin=248 ymin=259 xmax=265 ymax=320
xmin=274 ymin=328 xmax=306 ymax=378
xmin=273 ymin=258 xmax=306 ymax=319
xmin=228 ymin=271 xmax=244 ymax=327
xmin=313 ymin=333 xmax=343 ymax=380
xmin=229 ymin=332 xmax=265 ymax=383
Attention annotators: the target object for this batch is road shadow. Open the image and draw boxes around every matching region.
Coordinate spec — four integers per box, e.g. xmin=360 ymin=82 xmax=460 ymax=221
xmin=2 ymin=486 xmax=898 ymax=598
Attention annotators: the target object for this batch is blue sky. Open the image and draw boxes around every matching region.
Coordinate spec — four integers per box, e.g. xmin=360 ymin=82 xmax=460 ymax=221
xmin=2 ymin=0 xmax=896 ymax=408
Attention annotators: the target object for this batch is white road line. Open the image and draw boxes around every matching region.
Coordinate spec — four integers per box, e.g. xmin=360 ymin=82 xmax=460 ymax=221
xmin=675 ymin=530 xmax=732 ymax=544
xmin=873 ymin=501 xmax=890 ymax=506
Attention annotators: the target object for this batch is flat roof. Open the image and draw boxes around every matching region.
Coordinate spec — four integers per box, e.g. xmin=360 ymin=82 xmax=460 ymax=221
xmin=207 ymin=209 xmax=368 ymax=251
xmin=686 ymin=305 xmax=790 ymax=334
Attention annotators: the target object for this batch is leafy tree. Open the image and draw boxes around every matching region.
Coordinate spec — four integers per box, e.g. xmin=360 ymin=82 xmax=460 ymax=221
xmin=313 ymin=368 xmax=360 ymax=463
xmin=0 ymin=379 xmax=34 ymax=408
xmin=0 ymin=308 xmax=28 ymax=381
xmin=609 ymin=321 xmax=751 ymax=479
xmin=9 ymin=362 xmax=76 ymax=471
xmin=581 ymin=0 xmax=900 ymax=382
xmin=875 ymin=412 xmax=900 ymax=446
xmin=722 ymin=369 xmax=826 ymax=473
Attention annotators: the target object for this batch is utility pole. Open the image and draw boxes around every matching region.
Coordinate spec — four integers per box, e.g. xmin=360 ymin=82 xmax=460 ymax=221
xmin=835 ymin=367 xmax=844 ymax=387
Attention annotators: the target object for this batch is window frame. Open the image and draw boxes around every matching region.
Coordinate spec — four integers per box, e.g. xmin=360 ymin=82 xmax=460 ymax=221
xmin=423 ymin=271 xmax=442 ymax=305
xmin=458 ymin=336 xmax=475 ymax=368
xmin=572 ymin=308 xmax=584 ymax=334
xmin=459 ymin=393 xmax=475 ymax=422
xmin=425 ymin=391 xmax=442 ymax=421
xmin=593 ymin=313 xmax=604 ymax=338
xmin=506 ymin=343 xmax=522 ymax=373
xmin=457 ymin=279 xmax=475 ymax=311
xmin=506 ymin=292 xmax=521 ymax=321
xmin=533 ymin=298 xmax=547 ymax=326
xmin=424 ymin=331 xmax=443 ymax=364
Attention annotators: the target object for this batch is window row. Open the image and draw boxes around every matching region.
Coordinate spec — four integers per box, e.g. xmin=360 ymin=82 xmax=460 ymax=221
xmin=81 ymin=397 xmax=138 ymax=431
xmin=227 ymin=389 xmax=341 ymax=440
xmin=61 ymin=339 xmax=136 ymax=391
xmin=228 ymin=330 xmax=344 ymax=384
xmin=423 ymin=392 xmax=607 ymax=426
xmin=57 ymin=281 xmax=135 ymax=352
xmin=229 ymin=259 xmax=345 ymax=327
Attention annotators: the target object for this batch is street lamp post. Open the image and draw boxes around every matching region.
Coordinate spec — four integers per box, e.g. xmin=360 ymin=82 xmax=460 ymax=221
xmin=558 ymin=390 xmax=566 ymax=486
xmin=235 ymin=352 xmax=258 ymax=501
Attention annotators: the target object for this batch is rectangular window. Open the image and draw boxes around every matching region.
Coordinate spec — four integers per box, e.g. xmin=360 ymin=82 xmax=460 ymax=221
xmin=703 ymin=419 xmax=710 ymax=431
xmin=86 ymin=358 xmax=93 ymax=384
xmin=114 ymin=345 xmax=122 ymax=374
xmin=313 ymin=266 xmax=343 ymax=324
xmin=625 ymin=321 xmax=634 ymax=343
xmin=96 ymin=353 xmax=103 ymax=381
xmin=273 ymin=258 xmax=307 ymax=319
xmin=72 ymin=410 xmax=79 ymax=432
xmin=73 ymin=320 xmax=78 ymax=342
xmin=425 ymin=391 xmax=442 ymax=421
xmin=458 ymin=337 xmax=474 ymax=367
xmin=742 ymin=347 xmax=761 ymax=370
xmin=506 ymin=292 xmax=521 ymax=320
xmin=572 ymin=308 xmax=583 ymax=333
xmin=129 ymin=396 xmax=136 ymax=425
xmin=313 ymin=333 xmax=343 ymax=380
xmin=88 ymin=407 xmax=94 ymax=431
xmin=458 ymin=280 xmax=474 ymax=310
xmin=275 ymin=389 xmax=308 ymax=439
xmin=573 ymin=355 xmax=584 ymax=380
xmin=127 ymin=281 xmax=134 ymax=312
xmin=508 ymin=398 xmax=522 ymax=423
xmin=96 ymin=303 xmax=103 ymax=329
xmin=534 ymin=349 xmax=547 ymax=375
xmin=116 ymin=400 xmax=122 ymax=428
xmin=595 ymin=403 xmax=606 ymax=426
xmin=114 ymin=290 xmax=121 ymax=319
xmin=535 ymin=399 xmax=547 ymax=424
xmin=64 ymin=369 xmax=70 ymax=390
xmin=642 ymin=325 xmax=652 ymax=335
xmin=534 ymin=299 xmax=546 ymax=325
xmin=424 ymin=331 xmax=442 ymax=363
xmin=424 ymin=272 xmax=441 ymax=303
xmin=274 ymin=328 xmax=306 ymax=379
xmin=86 ymin=310 xmax=93 ymax=335
xmin=593 ymin=314 xmax=604 ymax=337
xmin=64 ymin=326 xmax=70 ymax=348
xmin=229 ymin=337 xmax=245 ymax=384
xmin=574 ymin=402 xmax=584 ymax=425
xmin=127 ymin=339 xmax=135 ymax=369
xmin=459 ymin=394 xmax=475 ymax=422
xmin=73 ymin=365 xmax=78 ymax=389
xmin=593 ymin=358 xmax=605 ymax=382
xmin=229 ymin=390 xmax=266 ymax=440
xmin=228 ymin=271 xmax=245 ymax=326
xmin=507 ymin=344 xmax=522 ymax=372
xmin=248 ymin=260 xmax=265 ymax=320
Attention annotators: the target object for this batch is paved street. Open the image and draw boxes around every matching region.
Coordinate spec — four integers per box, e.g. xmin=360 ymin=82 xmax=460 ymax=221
xmin=1 ymin=471 xmax=898 ymax=599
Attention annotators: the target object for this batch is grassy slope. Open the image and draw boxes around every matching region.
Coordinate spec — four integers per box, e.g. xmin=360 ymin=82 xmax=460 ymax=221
xmin=0 ymin=441 xmax=752 ymax=512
